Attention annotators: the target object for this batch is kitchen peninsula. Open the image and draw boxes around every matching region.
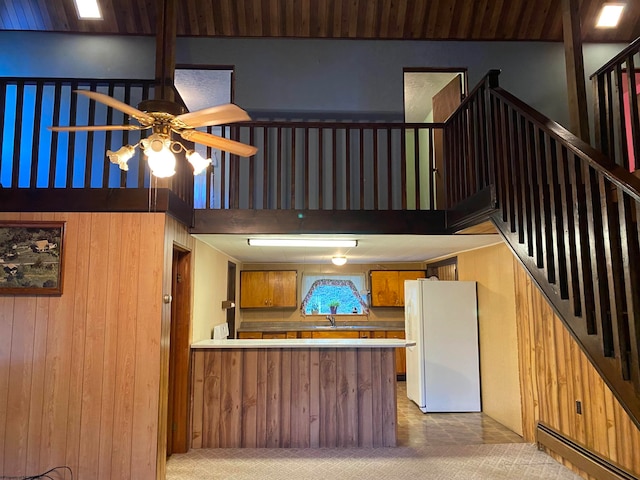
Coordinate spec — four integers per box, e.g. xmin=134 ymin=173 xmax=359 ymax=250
xmin=190 ymin=337 xmax=414 ymax=448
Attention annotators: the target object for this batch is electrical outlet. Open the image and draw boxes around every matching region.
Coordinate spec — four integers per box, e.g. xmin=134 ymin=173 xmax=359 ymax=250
xmin=576 ymin=400 xmax=582 ymax=414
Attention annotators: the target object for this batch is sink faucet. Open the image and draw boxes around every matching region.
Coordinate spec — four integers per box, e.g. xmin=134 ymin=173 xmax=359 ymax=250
xmin=326 ymin=315 xmax=336 ymax=327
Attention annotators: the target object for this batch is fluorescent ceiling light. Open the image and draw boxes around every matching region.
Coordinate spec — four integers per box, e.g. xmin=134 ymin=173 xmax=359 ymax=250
xmin=74 ymin=0 xmax=102 ymax=19
xmin=596 ymin=4 xmax=625 ymax=28
xmin=248 ymin=238 xmax=357 ymax=248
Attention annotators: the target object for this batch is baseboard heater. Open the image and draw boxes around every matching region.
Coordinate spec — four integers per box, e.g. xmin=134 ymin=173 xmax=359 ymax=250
xmin=536 ymin=422 xmax=638 ymax=480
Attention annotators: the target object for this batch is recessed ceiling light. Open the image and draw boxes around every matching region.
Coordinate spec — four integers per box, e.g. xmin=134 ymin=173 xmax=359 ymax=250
xmin=596 ymin=3 xmax=625 ymax=28
xmin=248 ymin=238 xmax=357 ymax=248
xmin=74 ymin=0 xmax=102 ymax=19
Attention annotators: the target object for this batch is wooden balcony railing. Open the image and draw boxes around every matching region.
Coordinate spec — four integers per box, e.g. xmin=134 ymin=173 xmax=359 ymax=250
xmin=0 ymin=77 xmax=194 ymax=208
xmin=0 ymin=77 xmax=442 ymax=213
xmin=591 ymin=37 xmax=640 ymax=175
xmin=196 ymin=122 xmax=442 ymax=211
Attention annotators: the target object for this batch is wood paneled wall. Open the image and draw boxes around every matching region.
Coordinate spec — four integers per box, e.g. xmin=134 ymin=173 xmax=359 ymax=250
xmin=0 ymin=212 xmax=191 ymax=480
xmin=191 ymin=347 xmax=397 ymax=448
xmin=513 ymin=257 xmax=640 ymax=478
xmin=457 ymin=243 xmax=522 ymax=436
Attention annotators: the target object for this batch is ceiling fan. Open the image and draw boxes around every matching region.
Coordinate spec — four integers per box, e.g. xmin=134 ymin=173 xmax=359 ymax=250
xmin=48 ymin=91 xmax=258 ymax=178
xmin=48 ymin=0 xmax=258 ymax=178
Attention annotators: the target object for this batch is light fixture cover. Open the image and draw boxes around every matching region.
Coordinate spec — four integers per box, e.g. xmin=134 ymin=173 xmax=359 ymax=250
xmin=331 ymin=256 xmax=348 ymax=266
xmin=248 ymin=238 xmax=358 ymax=247
xmin=596 ymin=3 xmax=625 ymax=27
xmin=74 ymin=0 xmax=102 ymax=19
xmin=187 ymin=150 xmax=212 ymax=175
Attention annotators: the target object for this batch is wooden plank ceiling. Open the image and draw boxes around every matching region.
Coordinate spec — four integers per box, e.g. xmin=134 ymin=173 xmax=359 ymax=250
xmin=1 ymin=0 xmax=638 ymax=43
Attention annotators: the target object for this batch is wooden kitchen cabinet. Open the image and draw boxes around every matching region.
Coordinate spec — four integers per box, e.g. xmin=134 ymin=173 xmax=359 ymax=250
xmin=240 ymin=270 xmax=297 ymax=308
xmin=238 ymin=331 xmax=263 ymax=339
xmin=311 ymin=330 xmax=360 ymax=339
xmin=372 ymin=330 xmax=406 ymax=376
xmin=369 ymin=270 xmax=425 ymax=307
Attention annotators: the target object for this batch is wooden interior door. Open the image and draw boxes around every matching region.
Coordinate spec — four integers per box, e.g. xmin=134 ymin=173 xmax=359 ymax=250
xmin=226 ymin=261 xmax=236 ymax=338
xmin=433 ymin=75 xmax=463 ymax=208
xmin=167 ymin=247 xmax=192 ymax=456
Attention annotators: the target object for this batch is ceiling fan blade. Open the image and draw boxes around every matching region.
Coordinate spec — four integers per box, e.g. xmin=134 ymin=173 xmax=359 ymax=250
xmin=174 ymin=103 xmax=251 ymax=128
xmin=180 ymin=130 xmax=258 ymax=157
xmin=48 ymin=124 xmax=143 ymax=132
xmin=74 ymin=90 xmax=155 ymax=125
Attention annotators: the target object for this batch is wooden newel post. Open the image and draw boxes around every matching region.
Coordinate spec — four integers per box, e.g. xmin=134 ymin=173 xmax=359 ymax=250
xmin=562 ymin=0 xmax=591 ymax=143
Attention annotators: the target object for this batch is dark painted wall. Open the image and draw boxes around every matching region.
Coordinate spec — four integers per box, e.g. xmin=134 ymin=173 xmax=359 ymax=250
xmin=0 ymin=31 xmax=626 ymax=129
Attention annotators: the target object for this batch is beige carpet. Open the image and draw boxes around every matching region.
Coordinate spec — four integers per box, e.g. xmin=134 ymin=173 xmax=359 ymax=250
xmin=167 ymin=443 xmax=583 ymax=479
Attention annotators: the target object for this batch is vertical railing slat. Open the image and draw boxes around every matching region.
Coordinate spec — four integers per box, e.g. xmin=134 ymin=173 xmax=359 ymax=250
xmin=12 ymin=81 xmax=25 ymax=188
xmin=262 ymin=126 xmax=269 ymax=209
xmin=373 ymin=127 xmax=379 ymax=210
xmin=83 ymin=82 xmax=97 ymax=188
xmin=30 ymin=81 xmax=44 ymax=188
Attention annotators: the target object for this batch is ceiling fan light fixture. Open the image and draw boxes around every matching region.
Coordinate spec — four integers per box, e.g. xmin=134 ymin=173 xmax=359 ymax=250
xmin=106 ymin=145 xmax=135 ymax=171
xmin=186 ymin=150 xmax=212 ymax=175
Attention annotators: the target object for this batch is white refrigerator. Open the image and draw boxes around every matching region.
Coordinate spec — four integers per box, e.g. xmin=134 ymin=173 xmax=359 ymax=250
xmin=404 ymin=279 xmax=481 ymax=413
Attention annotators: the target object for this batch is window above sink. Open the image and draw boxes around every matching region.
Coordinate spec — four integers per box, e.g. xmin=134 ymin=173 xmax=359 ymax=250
xmin=300 ymin=273 xmax=368 ymax=316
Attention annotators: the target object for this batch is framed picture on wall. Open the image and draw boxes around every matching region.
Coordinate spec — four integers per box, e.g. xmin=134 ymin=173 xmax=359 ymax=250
xmin=0 ymin=221 xmax=65 ymax=295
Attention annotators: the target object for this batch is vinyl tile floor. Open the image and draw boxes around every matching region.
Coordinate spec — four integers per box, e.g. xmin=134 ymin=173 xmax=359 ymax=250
xmin=395 ymin=381 xmax=525 ymax=447
xmin=167 ymin=382 xmax=582 ymax=480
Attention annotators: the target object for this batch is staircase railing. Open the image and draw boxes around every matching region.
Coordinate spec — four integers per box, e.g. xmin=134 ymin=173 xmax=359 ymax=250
xmin=446 ymin=70 xmax=640 ymax=428
xmin=591 ymin=37 xmax=640 ymax=174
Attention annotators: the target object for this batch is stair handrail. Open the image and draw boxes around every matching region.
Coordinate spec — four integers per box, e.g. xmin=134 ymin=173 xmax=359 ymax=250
xmin=478 ymin=76 xmax=640 ymax=430
xmin=590 ymin=36 xmax=640 ymax=78
xmin=490 ymin=86 xmax=640 ymax=202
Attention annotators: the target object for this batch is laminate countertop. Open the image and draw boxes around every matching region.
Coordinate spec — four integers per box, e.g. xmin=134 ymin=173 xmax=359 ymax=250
xmin=236 ymin=321 xmax=405 ymax=332
xmin=191 ymin=338 xmax=415 ymax=349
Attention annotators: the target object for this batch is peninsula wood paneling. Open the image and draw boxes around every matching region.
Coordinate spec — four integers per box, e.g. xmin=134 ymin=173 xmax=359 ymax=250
xmin=513 ymin=257 xmax=640 ymax=479
xmin=0 ymin=212 xmax=178 ymax=480
xmin=191 ymin=347 xmax=397 ymax=448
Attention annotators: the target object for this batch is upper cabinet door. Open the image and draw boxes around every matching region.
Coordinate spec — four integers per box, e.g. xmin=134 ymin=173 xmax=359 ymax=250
xmin=397 ymin=271 xmax=426 ymax=306
xmin=370 ymin=271 xmax=400 ymax=307
xmin=240 ymin=271 xmax=271 ymax=307
xmin=240 ymin=270 xmax=297 ymax=308
xmin=269 ymin=270 xmax=297 ymax=307
xmin=370 ymin=270 xmax=426 ymax=307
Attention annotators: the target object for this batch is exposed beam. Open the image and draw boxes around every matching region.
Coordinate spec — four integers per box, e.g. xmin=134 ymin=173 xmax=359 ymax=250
xmin=191 ymin=209 xmax=447 ymax=235
xmin=561 ymin=0 xmax=591 ymax=143
xmin=155 ymin=0 xmax=177 ymax=101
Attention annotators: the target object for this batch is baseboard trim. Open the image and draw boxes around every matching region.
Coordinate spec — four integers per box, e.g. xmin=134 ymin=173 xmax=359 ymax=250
xmin=536 ymin=422 xmax=638 ymax=480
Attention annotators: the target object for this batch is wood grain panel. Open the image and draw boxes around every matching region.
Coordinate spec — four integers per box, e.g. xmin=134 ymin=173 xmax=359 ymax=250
xmin=3 ymin=0 xmax=639 ymax=42
xmin=357 ymin=349 xmax=374 ymax=447
xmin=242 ymin=349 xmax=259 ymax=447
xmin=79 ymin=214 xmax=110 ymax=480
xmin=192 ymin=346 xmax=397 ymax=448
xmin=513 ymin=256 xmax=640 ymax=478
xmin=290 ymin=349 xmax=310 ymax=447
xmin=0 ymin=212 xmax=182 ymax=480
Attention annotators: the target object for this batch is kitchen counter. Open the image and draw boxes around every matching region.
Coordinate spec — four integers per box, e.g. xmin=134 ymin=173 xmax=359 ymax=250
xmin=191 ymin=338 xmax=406 ymax=449
xmin=192 ymin=338 xmax=413 ymax=349
xmin=236 ymin=320 xmax=405 ymax=332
